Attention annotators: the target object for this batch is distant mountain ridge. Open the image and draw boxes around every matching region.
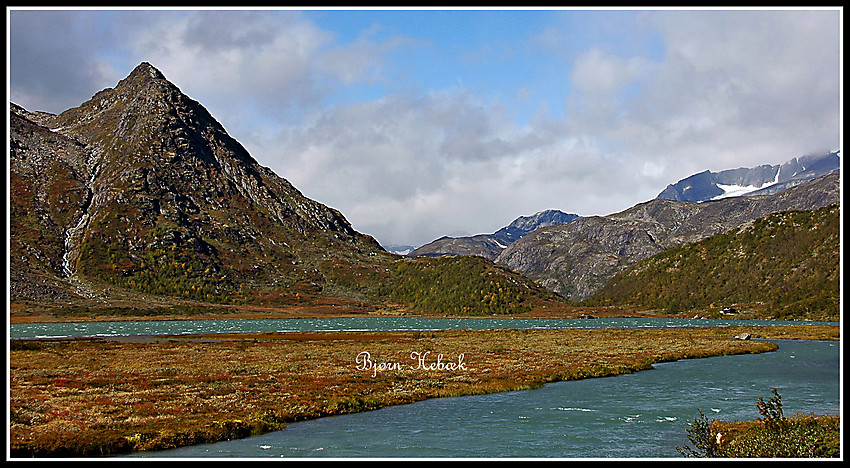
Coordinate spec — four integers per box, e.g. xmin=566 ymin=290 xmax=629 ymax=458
xmin=409 ymin=209 xmax=579 ymax=259
xmin=493 ymin=210 xmax=581 ymax=244
xmin=657 ymin=151 xmax=840 ymax=202
xmin=495 ymin=172 xmax=840 ymax=301
xmin=381 ymin=244 xmax=418 ymax=256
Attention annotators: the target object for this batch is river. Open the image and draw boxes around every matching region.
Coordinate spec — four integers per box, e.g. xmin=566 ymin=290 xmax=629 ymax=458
xmin=126 ymin=339 xmax=839 ymax=459
xmin=119 ymin=336 xmax=837 ymax=458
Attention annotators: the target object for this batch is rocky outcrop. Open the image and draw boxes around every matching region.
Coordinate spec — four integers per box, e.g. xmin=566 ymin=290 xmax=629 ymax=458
xmin=495 ymin=173 xmax=840 ymax=301
xmin=10 ymin=104 xmax=95 ymax=299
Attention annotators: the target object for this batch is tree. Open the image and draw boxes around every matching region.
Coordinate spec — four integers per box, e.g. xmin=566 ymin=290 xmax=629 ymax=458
xmin=756 ymin=388 xmax=786 ymax=432
xmin=677 ymin=409 xmax=717 ymax=458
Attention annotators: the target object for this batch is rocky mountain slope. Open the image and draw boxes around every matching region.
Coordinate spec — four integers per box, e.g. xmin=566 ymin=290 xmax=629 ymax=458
xmin=10 ymin=62 xmax=568 ymax=316
xmin=10 ymin=63 xmax=387 ymax=308
xmin=583 ymin=203 xmax=840 ymax=321
xmin=495 ymin=172 xmax=840 ymax=301
xmin=409 ymin=209 xmax=578 ymax=259
xmin=657 ymin=151 xmax=840 ymax=202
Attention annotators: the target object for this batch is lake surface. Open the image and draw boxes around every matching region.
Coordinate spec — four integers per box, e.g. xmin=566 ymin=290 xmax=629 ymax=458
xmin=9 ymin=316 xmax=838 ymax=340
xmin=126 ymin=339 xmax=840 ymax=459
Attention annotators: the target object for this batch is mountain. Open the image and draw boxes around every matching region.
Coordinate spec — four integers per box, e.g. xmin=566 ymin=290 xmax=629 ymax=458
xmin=9 ymin=62 xmax=568 ymax=317
xmin=492 ymin=210 xmax=581 ymax=244
xmin=409 ymin=209 xmax=579 ymax=259
xmin=408 ymin=234 xmax=510 ymax=260
xmin=583 ymin=203 xmax=840 ymax=321
xmin=657 ymin=151 xmax=840 ymax=202
xmin=10 ymin=62 xmax=387 ymax=307
xmin=380 ymin=244 xmax=418 ymax=256
xmin=495 ymin=172 xmax=840 ymax=301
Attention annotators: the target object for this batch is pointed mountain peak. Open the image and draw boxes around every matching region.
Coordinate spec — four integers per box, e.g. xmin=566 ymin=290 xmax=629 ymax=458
xmin=118 ymin=62 xmax=168 ymax=87
xmin=130 ymin=61 xmax=165 ymax=78
xmin=51 ymin=61 xmax=213 ymax=147
xmin=112 ymin=61 xmax=175 ymax=95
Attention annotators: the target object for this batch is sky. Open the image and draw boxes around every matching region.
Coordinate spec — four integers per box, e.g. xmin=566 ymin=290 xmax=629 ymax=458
xmin=6 ymin=7 xmax=843 ymax=248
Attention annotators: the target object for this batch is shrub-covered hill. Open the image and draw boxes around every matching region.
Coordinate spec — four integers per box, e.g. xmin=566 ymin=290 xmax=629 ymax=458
xmin=370 ymin=255 xmax=568 ymax=316
xmin=582 ymin=204 xmax=840 ymax=320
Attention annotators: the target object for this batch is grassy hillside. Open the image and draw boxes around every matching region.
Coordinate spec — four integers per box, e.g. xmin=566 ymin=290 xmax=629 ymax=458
xmin=583 ymin=204 xmax=840 ymax=320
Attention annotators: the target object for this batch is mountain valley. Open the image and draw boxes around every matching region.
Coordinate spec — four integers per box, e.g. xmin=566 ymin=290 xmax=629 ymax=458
xmin=8 ymin=62 xmax=841 ymax=322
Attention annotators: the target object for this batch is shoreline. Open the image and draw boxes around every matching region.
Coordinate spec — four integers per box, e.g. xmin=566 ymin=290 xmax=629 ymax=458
xmin=14 ymin=295 xmax=836 ymax=324
xmin=8 ymin=307 xmax=838 ymax=325
xmin=7 ymin=307 xmax=647 ymax=324
xmin=9 ymin=325 xmax=839 ymax=458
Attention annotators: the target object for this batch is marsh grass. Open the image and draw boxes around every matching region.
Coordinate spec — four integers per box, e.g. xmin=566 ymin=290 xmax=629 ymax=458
xmin=9 ymin=325 xmax=837 ymax=457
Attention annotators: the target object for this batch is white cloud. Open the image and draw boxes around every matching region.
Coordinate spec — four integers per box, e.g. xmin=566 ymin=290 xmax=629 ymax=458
xmin=560 ymin=9 xmax=840 ymax=185
xmin=247 ymin=88 xmax=665 ymax=246
xmin=128 ymin=11 xmax=333 ymax=115
xmin=569 ymin=48 xmax=654 ymax=96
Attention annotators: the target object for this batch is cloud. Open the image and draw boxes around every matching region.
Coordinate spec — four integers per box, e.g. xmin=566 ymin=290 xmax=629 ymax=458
xmin=630 ymin=10 xmax=840 ymax=169
xmin=249 ymin=89 xmax=654 ymax=245
xmin=126 ymin=11 xmax=335 ymax=118
xmin=557 ymin=10 xmax=840 ymax=187
xmin=8 ymin=10 xmax=121 ymax=112
xmin=570 ymin=48 xmax=654 ymax=97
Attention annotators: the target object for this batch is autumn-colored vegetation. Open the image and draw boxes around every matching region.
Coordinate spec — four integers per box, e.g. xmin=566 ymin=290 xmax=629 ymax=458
xmin=80 ymin=238 xmax=241 ymax=303
xmin=9 ymin=325 xmax=837 ymax=457
xmin=72 ymin=216 xmax=572 ymax=317
xmin=584 ymin=204 xmax=840 ymax=321
xmin=369 ymin=255 xmax=567 ymax=316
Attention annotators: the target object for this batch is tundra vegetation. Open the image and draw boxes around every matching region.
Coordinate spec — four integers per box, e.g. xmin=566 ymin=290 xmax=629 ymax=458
xmin=9 ymin=325 xmax=837 ymax=457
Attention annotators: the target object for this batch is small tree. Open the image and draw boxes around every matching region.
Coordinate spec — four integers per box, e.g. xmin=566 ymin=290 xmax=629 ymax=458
xmin=756 ymin=388 xmax=786 ymax=432
xmin=677 ymin=409 xmax=717 ymax=458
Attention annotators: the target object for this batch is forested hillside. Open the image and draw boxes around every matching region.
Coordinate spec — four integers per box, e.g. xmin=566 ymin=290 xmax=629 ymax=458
xmin=583 ymin=204 xmax=840 ymax=320
xmin=371 ymin=255 xmax=567 ymax=316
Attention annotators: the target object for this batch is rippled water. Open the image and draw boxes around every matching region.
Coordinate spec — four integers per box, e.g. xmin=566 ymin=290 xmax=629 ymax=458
xmin=9 ymin=316 xmax=838 ymax=339
xmin=127 ymin=339 xmax=840 ymax=459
